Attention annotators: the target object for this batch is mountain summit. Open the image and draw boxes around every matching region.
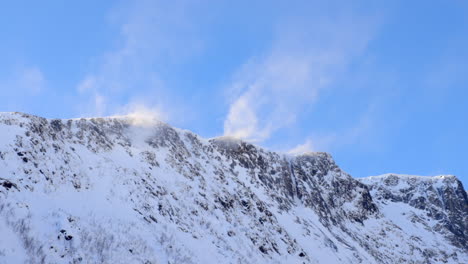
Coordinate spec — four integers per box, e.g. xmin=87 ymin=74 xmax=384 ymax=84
xmin=0 ymin=112 xmax=466 ymax=263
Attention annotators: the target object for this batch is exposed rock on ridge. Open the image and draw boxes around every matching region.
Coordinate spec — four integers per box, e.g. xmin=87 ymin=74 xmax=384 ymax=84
xmin=0 ymin=112 xmax=466 ymax=264
xmin=360 ymin=174 xmax=468 ymax=250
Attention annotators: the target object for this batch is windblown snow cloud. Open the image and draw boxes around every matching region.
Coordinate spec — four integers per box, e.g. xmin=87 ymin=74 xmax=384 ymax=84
xmin=288 ymin=139 xmax=316 ymax=155
xmin=16 ymin=67 xmax=46 ymax=94
xmin=116 ymin=102 xmax=167 ymax=126
xmin=76 ymin=0 xmax=201 ymax=118
xmin=289 ymin=102 xmax=380 ymax=154
xmin=2 ymin=66 xmax=46 ymax=95
xmin=224 ymin=14 xmax=376 ymax=142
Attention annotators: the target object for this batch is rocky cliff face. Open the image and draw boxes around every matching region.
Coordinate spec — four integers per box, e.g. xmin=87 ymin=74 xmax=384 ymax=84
xmin=0 ymin=112 xmax=466 ymax=264
xmin=360 ymin=174 xmax=468 ymax=251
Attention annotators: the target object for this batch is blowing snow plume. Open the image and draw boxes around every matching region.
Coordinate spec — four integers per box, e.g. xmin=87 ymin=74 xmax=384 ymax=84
xmin=223 ymin=14 xmax=375 ymax=143
xmin=0 ymin=112 xmax=466 ymax=263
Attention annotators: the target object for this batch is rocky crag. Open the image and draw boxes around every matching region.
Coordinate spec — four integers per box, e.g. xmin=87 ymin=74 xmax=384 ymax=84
xmin=0 ymin=112 xmax=466 ymax=263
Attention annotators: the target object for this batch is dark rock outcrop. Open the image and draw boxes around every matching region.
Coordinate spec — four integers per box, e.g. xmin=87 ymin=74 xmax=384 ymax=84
xmin=0 ymin=112 xmax=466 ymax=263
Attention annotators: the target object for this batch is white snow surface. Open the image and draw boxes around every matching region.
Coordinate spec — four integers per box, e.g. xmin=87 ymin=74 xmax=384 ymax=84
xmin=0 ymin=112 xmax=466 ymax=264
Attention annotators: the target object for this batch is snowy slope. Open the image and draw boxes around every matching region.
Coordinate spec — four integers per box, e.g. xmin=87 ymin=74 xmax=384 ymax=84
xmin=0 ymin=112 xmax=466 ymax=264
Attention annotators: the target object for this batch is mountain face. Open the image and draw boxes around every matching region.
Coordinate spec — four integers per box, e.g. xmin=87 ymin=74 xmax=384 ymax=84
xmin=0 ymin=112 xmax=466 ymax=264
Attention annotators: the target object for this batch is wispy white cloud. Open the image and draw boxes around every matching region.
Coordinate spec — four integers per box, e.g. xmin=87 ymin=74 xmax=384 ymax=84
xmin=224 ymin=10 xmax=378 ymax=142
xmin=115 ymin=101 xmax=168 ymax=125
xmin=7 ymin=66 xmax=46 ymax=94
xmin=0 ymin=66 xmax=47 ymax=111
xmin=288 ymin=139 xmax=315 ymax=155
xmin=287 ymin=134 xmax=340 ymax=154
xmin=18 ymin=67 xmax=45 ymax=94
xmin=289 ymin=103 xmax=380 ymax=154
xmin=92 ymin=93 xmax=107 ymax=117
xmin=76 ymin=0 xmax=201 ymax=118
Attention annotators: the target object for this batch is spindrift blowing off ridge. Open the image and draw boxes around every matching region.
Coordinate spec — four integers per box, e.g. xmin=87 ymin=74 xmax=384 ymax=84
xmin=0 ymin=112 xmax=467 ymax=263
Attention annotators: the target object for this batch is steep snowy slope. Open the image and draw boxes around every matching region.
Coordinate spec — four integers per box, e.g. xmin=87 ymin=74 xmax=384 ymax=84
xmin=359 ymin=174 xmax=467 ymax=251
xmin=0 ymin=112 xmax=466 ymax=263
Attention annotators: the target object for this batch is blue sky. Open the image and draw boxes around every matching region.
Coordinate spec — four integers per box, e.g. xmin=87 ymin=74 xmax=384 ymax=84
xmin=1 ymin=0 xmax=468 ymax=185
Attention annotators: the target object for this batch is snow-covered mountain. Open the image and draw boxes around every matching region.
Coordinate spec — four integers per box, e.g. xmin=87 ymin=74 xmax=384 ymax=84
xmin=0 ymin=112 xmax=466 ymax=264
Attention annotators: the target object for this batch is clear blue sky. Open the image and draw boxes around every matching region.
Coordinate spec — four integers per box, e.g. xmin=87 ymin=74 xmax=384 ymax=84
xmin=1 ymin=0 xmax=467 ymax=186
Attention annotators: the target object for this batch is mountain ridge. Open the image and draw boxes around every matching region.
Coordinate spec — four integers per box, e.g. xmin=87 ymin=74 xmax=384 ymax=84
xmin=0 ymin=112 xmax=466 ymax=263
